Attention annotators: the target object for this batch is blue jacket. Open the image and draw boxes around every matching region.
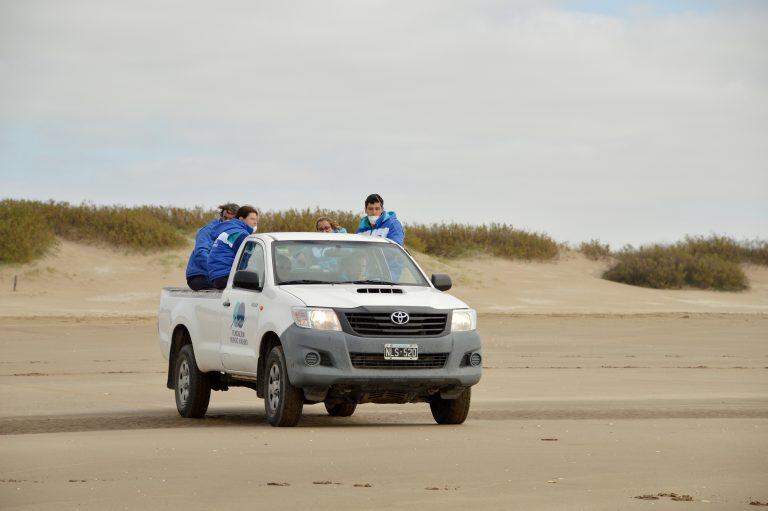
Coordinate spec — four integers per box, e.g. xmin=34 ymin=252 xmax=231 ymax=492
xmin=207 ymin=219 xmax=254 ymax=282
xmin=356 ymin=211 xmax=405 ymax=245
xmin=185 ymin=218 xmax=222 ymax=279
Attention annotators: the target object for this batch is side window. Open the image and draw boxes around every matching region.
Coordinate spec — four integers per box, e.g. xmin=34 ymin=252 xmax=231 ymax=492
xmin=236 ymin=241 xmax=266 ymax=288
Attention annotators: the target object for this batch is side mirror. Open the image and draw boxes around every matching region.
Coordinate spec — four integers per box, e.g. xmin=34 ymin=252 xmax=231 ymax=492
xmin=431 ymin=273 xmax=452 ymax=292
xmin=233 ymin=270 xmax=262 ymax=291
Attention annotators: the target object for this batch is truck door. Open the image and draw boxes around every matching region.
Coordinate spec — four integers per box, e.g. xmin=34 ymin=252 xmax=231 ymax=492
xmin=219 ymin=240 xmax=266 ymax=373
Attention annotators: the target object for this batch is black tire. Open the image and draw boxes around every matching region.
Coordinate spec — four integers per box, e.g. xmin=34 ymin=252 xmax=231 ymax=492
xmin=174 ymin=344 xmax=211 ymax=418
xmin=264 ymin=346 xmax=304 ymax=427
xmin=324 ymin=400 xmax=357 ymax=417
xmin=429 ymin=387 xmax=471 ymax=425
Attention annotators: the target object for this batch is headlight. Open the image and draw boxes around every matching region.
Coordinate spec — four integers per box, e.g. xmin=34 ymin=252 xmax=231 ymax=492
xmin=451 ymin=309 xmax=477 ymax=332
xmin=292 ymin=307 xmax=342 ymax=331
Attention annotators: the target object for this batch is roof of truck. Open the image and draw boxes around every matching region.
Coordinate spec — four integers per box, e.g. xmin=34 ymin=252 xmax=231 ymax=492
xmin=258 ymin=232 xmax=391 ymax=243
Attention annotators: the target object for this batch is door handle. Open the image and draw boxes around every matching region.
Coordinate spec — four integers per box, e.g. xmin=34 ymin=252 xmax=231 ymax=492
xmin=222 ymin=300 xmax=231 ymax=307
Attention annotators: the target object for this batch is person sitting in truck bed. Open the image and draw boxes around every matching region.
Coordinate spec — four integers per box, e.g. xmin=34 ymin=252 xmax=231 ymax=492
xmin=207 ymin=205 xmax=259 ymax=290
xmin=355 ymin=193 xmax=405 ymax=246
xmin=185 ymin=202 xmax=239 ymax=291
xmin=315 ymin=217 xmax=347 ymax=234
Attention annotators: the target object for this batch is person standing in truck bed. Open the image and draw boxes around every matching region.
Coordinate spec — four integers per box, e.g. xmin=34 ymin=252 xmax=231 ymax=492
xmin=207 ymin=205 xmax=259 ymax=289
xmin=355 ymin=193 xmax=405 ymax=246
xmin=185 ymin=202 xmax=239 ymax=291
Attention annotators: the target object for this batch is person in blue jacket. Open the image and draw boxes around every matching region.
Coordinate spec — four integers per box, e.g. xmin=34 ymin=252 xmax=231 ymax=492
xmin=185 ymin=202 xmax=239 ymax=291
xmin=207 ymin=205 xmax=259 ymax=289
xmin=356 ymin=193 xmax=405 ymax=246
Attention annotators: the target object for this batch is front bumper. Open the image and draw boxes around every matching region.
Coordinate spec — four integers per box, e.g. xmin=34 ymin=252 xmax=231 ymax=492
xmin=280 ymin=324 xmax=482 ymax=391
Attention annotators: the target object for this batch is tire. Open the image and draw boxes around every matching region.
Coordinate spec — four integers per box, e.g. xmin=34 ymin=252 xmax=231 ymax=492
xmin=429 ymin=387 xmax=471 ymax=425
xmin=264 ymin=346 xmax=304 ymax=427
xmin=174 ymin=344 xmax=211 ymax=418
xmin=324 ymin=401 xmax=357 ymax=417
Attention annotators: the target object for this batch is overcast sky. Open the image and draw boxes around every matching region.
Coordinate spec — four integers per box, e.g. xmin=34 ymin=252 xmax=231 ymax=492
xmin=1 ymin=0 xmax=766 ymax=247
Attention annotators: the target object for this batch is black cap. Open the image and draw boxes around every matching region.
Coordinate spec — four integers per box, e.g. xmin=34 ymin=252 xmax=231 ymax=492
xmin=218 ymin=203 xmax=239 ymax=214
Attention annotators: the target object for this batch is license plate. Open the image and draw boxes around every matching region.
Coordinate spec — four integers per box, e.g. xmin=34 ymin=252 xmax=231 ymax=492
xmin=384 ymin=343 xmax=418 ymax=360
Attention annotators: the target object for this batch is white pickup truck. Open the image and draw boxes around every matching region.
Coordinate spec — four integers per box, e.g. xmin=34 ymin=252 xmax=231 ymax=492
xmin=158 ymin=232 xmax=482 ymax=427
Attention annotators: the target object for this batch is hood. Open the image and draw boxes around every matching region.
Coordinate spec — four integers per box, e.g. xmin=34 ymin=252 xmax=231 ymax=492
xmin=281 ymin=284 xmax=468 ymax=310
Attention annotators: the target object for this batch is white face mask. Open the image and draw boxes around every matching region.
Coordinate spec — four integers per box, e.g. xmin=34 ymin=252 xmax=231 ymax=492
xmin=367 ymin=215 xmax=380 ymax=226
xmin=252 ymin=224 xmax=258 ymax=232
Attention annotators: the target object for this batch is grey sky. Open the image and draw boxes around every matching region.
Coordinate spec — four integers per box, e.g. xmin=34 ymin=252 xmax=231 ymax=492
xmin=1 ymin=0 xmax=766 ymax=247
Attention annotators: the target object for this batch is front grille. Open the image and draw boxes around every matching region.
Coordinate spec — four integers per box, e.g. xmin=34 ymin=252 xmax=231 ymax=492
xmin=350 ymin=353 xmax=448 ymax=369
xmin=344 ymin=312 xmax=448 ymax=337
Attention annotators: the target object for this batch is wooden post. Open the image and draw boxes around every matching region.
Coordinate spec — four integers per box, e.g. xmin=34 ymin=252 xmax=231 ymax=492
xmin=13 ymin=275 xmax=17 ymax=292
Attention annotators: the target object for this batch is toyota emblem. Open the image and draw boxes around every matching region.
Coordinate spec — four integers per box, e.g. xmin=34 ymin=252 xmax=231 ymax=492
xmin=391 ymin=311 xmax=410 ymax=324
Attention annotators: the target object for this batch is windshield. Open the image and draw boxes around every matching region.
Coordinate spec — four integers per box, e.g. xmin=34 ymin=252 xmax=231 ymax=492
xmin=272 ymin=241 xmax=429 ymax=286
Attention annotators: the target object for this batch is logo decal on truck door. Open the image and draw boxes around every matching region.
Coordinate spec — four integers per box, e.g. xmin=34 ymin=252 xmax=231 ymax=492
xmin=230 ymin=302 xmax=248 ymax=345
xmin=232 ymin=302 xmax=246 ymax=328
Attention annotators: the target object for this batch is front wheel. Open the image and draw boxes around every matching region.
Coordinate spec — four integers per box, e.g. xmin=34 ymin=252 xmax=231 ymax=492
xmin=429 ymin=387 xmax=471 ymax=425
xmin=174 ymin=344 xmax=211 ymax=418
xmin=264 ymin=346 xmax=304 ymax=427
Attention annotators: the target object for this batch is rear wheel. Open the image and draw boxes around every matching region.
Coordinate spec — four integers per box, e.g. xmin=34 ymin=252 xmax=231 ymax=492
xmin=324 ymin=401 xmax=357 ymax=417
xmin=174 ymin=344 xmax=211 ymax=418
xmin=429 ymin=387 xmax=471 ymax=425
xmin=264 ymin=346 xmax=303 ymax=427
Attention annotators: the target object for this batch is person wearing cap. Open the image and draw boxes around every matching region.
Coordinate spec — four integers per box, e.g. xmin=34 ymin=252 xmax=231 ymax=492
xmin=185 ymin=202 xmax=239 ymax=291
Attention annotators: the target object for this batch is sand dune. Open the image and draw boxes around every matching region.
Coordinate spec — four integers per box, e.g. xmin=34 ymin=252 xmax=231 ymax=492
xmin=1 ymin=239 xmax=766 ymax=318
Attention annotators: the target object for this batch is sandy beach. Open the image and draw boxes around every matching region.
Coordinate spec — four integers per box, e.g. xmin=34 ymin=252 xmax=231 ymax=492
xmin=1 ymin=242 xmax=767 ymax=510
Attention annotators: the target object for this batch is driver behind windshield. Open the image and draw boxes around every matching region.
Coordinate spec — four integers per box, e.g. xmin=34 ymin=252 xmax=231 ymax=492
xmin=339 ymin=253 xmax=368 ymax=281
xmin=275 ymin=255 xmax=292 ymax=281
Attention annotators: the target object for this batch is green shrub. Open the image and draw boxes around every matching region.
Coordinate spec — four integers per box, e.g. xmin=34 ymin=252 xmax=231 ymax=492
xmin=0 ymin=199 xmax=57 ymax=263
xmin=686 ymin=253 xmax=747 ymax=291
xmin=579 ymin=239 xmax=611 ymax=261
xmin=739 ymin=239 xmax=768 ymax=266
xmin=604 ymin=242 xmax=748 ymax=291
xmin=682 ymin=235 xmax=742 ymax=262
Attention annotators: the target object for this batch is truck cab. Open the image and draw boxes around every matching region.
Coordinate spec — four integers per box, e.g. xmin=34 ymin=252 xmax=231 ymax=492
xmin=158 ymin=232 xmax=482 ymax=426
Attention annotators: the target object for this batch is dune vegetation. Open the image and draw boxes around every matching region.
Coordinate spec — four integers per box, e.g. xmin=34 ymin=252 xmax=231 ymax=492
xmin=578 ymin=239 xmax=612 ymax=261
xmin=0 ymin=199 xmax=558 ymax=264
xmin=1 ymin=199 xmax=765 ymax=292
xmin=603 ymin=236 xmax=768 ymax=291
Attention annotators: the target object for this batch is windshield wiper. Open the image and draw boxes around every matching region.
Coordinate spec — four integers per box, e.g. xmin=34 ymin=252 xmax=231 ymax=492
xmin=279 ymin=279 xmax=329 ymax=285
xmin=338 ymin=279 xmax=399 ymax=285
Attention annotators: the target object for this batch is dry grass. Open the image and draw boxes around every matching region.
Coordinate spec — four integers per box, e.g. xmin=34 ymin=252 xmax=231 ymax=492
xmin=407 ymin=223 xmax=560 ymax=261
xmin=2 ymin=201 xmax=765 ymax=294
xmin=578 ymin=239 xmax=611 ymax=261
xmin=0 ymin=201 xmax=562 ymax=264
xmin=0 ymin=200 xmax=57 ymax=264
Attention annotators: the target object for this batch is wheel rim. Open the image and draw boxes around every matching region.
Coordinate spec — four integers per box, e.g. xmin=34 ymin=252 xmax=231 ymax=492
xmin=267 ymin=362 xmax=281 ymax=414
xmin=177 ymin=359 xmax=190 ymax=406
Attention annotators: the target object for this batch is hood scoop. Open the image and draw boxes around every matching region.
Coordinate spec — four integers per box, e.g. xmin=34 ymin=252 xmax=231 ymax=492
xmin=357 ymin=288 xmax=404 ymax=294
